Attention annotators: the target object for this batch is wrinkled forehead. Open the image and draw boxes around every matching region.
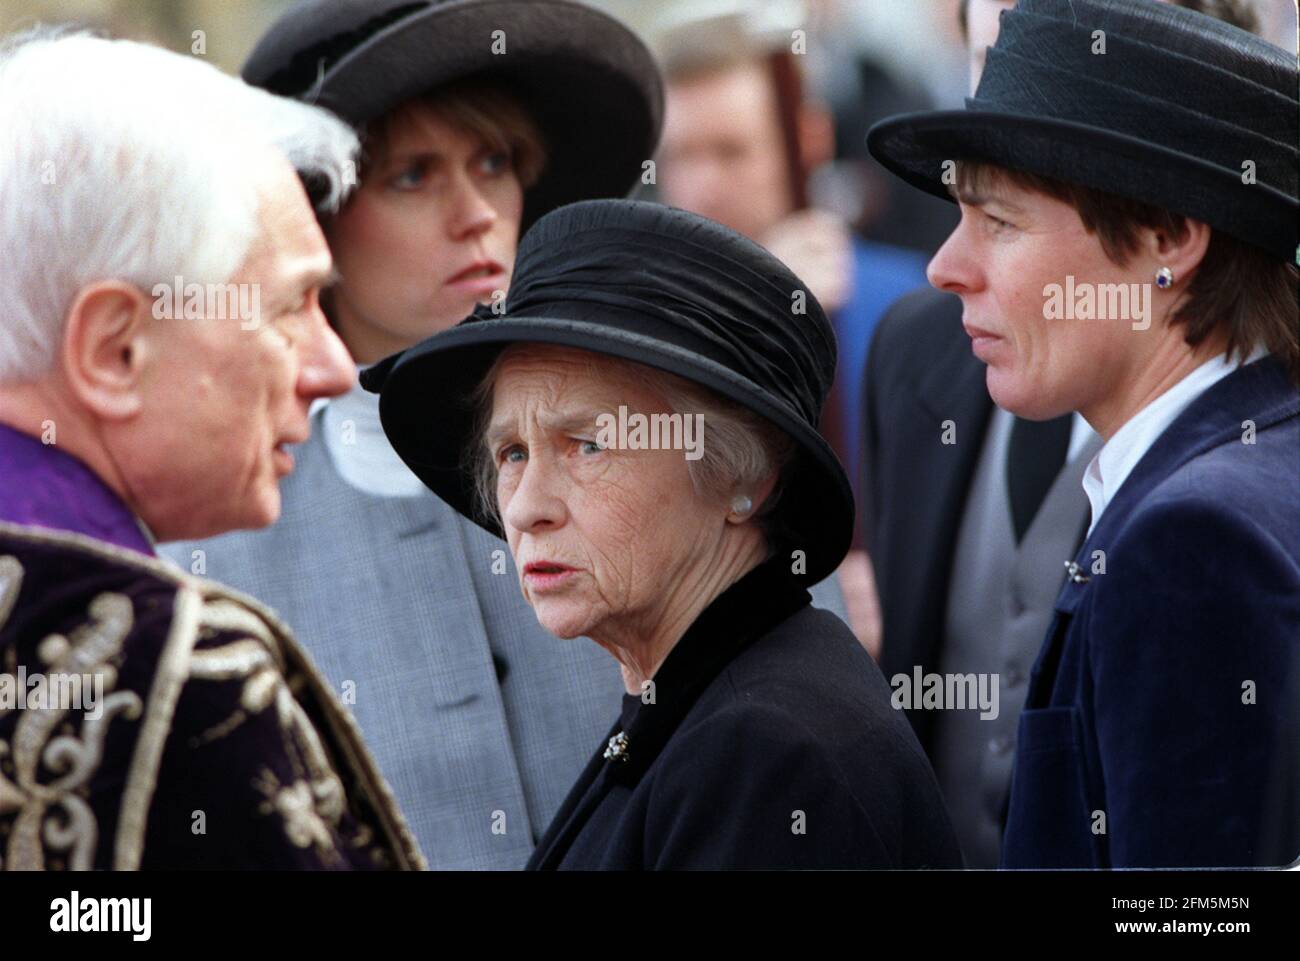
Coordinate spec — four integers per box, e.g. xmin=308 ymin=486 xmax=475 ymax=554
xmin=485 ymin=344 xmax=668 ymax=431
xmin=491 ymin=344 xmax=621 ymax=405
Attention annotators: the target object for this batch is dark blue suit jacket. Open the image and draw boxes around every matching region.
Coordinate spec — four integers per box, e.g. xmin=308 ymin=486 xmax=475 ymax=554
xmin=1002 ymin=356 xmax=1300 ymax=868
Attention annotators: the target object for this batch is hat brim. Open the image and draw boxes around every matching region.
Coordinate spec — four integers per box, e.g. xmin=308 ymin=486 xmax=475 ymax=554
xmin=868 ymin=110 xmax=1298 ymax=262
xmin=365 ymin=317 xmax=855 ymax=585
xmin=310 ymin=0 xmax=662 ymax=229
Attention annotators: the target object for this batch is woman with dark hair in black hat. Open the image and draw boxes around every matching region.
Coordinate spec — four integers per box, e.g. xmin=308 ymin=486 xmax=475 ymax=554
xmin=240 ymin=0 xmax=667 ymax=358
xmin=868 ymin=0 xmax=1299 ymax=869
xmin=364 ymin=198 xmax=962 ymax=869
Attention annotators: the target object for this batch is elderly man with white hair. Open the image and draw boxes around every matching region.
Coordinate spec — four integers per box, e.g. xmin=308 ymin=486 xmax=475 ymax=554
xmin=0 ymin=28 xmax=422 ymax=870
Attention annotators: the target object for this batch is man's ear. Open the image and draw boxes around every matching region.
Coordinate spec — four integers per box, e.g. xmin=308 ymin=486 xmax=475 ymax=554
xmin=60 ymin=280 xmax=154 ymax=420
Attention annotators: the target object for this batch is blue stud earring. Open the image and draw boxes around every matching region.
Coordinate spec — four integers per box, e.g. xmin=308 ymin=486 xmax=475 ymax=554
xmin=1155 ymin=266 xmax=1174 ymax=289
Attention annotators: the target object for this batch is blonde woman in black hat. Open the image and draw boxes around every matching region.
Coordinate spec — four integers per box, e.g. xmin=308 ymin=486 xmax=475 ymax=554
xmin=166 ymin=0 xmax=676 ymax=870
xmin=364 ymin=199 xmax=963 ymax=869
xmin=869 ymin=0 xmax=1299 ymax=869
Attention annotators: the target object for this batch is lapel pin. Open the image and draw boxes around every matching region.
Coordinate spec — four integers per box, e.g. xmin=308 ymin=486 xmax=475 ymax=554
xmin=1064 ymin=560 xmax=1091 ymax=584
xmin=604 ymin=731 xmax=630 ymax=763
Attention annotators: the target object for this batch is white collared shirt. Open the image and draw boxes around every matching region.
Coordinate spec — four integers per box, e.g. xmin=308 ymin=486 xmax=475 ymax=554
xmin=1082 ymin=348 xmax=1267 ymax=535
xmin=321 ymin=369 xmax=426 ymax=499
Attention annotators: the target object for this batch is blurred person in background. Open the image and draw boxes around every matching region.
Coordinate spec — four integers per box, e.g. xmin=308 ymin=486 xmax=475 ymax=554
xmin=823 ymin=54 xmax=960 ymax=256
xmin=862 ymin=0 xmax=1090 ymax=873
xmin=653 ymin=1 xmax=929 ymax=657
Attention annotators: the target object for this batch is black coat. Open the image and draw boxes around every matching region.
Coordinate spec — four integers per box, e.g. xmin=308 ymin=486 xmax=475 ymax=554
xmin=859 ymin=288 xmax=993 ymax=754
xmin=526 ymin=558 xmax=962 ymax=869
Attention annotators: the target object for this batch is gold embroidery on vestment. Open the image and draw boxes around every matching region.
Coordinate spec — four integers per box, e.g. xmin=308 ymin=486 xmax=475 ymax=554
xmin=1 ymin=585 xmax=140 ymax=871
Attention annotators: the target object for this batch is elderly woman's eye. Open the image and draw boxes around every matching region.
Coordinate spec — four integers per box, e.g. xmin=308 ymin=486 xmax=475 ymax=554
xmin=578 ymin=439 xmax=604 ymax=455
xmin=498 ymin=444 xmax=526 ymax=465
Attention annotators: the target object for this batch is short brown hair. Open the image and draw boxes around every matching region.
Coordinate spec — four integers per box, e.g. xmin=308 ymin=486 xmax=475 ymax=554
xmin=360 ymin=78 xmax=547 ymax=189
xmin=954 ymin=160 xmax=1300 ymax=384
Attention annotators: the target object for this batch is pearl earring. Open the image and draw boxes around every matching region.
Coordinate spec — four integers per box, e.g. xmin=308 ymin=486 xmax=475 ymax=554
xmin=730 ymin=494 xmax=753 ymax=517
xmin=1155 ymin=266 xmax=1175 ymax=289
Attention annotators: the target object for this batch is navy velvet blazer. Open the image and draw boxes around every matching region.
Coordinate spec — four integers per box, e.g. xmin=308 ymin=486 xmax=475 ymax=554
xmin=1002 ymin=356 xmax=1300 ymax=868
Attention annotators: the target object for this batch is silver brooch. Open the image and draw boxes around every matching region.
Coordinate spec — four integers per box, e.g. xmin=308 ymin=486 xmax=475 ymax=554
xmin=1064 ymin=560 xmax=1090 ymax=584
xmin=603 ymin=731 xmax=630 ymax=763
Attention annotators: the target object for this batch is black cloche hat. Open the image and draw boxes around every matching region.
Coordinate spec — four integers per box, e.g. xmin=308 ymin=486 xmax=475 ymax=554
xmin=868 ymin=0 xmax=1298 ymax=263
xmin=361 ymin=199 xmax=855 ymax=585
xmin=243 ymin=0 xmax=664 ymax=229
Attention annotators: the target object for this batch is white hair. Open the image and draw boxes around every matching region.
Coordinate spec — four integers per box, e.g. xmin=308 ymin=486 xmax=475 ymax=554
xmin=0 ymin=26 xmax=360 ymax=383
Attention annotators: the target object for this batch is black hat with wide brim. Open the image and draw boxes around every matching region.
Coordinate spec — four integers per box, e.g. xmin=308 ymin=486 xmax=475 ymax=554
xmin=360 ymin=199 xmax=854 ymax=585
xmin=243 ymin=0 xmax=663 ymax=229
xmin=867 ymin=0 xmax=1298 ymax=263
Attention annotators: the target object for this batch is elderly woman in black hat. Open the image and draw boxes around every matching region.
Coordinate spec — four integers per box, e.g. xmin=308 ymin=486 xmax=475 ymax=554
xmin=869 ymin=0 xmax=1298 ymax=869
xmin=364 ymin=199 xmax=962 ymax=869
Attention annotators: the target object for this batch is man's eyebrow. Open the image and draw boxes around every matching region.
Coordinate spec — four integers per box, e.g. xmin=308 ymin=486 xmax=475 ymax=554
xmin=294 ymin=263 xmax=340 ymax=295
xmin=272 ymin=262 xmax=338 ymax=313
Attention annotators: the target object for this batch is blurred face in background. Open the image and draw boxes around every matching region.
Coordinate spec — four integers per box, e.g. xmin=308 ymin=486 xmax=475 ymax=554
xmin=659 ymin=59 xmax=794 ymax=240
xmin=324 ymin=84 xmax=545 ymax=365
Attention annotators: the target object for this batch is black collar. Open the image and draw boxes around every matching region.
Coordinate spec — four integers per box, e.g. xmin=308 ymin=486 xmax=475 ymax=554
xmin=526 ymin=556 xmax=811 ymax=868
xmin=609 ymin=556 xmax=811 ymax=782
